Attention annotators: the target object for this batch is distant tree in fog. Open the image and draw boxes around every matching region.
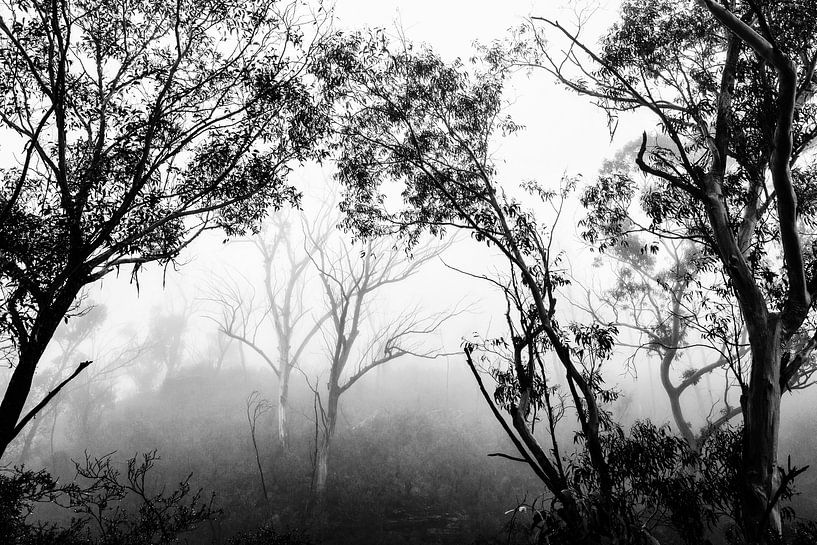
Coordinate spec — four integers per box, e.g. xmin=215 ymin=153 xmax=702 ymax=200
xmin=581 ymin=237 xmax=747 ymax=447
xmin=13 ymin=299 xmax=144 ymax=464
xmin=208 ymin=211 xmax=331 ymax=450
xmin=306 ymin=223 xmax=458 ymax=507
xmin=134 ymin=294 xmax=197 ymax=390
xmin=0 ymin=0 xmax=334 ymax=457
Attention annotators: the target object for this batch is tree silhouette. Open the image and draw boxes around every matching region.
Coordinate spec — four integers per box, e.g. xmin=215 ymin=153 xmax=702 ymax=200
xmin=0 ymin=0 xmax=333 ymax=457
xmin=504 ymin=1 xmax=817 ymax=538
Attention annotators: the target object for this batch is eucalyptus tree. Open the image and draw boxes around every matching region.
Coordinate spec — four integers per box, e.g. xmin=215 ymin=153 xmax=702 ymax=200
xmin=15 ymin=299 xmax=104 ymax=463
xmin=503 ymin=0 xmax=817 ymax=539
xmin=316 ymin=33 xmax=662 ymax=543
xmin=0 ymin=0 xmax=333 ymax=457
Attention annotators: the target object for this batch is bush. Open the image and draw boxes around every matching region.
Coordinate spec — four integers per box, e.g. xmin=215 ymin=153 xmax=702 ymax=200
xmin=0 ymin=451 xmax=217 ymax=545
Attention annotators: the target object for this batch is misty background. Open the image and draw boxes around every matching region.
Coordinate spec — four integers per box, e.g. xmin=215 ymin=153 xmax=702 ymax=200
xmin=4 ymin=0 xmax=817 ymax=544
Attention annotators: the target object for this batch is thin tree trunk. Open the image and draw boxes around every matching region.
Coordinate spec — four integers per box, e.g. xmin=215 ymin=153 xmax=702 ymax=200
xmin=668 ymin=390 xmax=696 ymax=449
xmin=49 ymin=406 xmax=59 ymax=462
xmin=659 ymin=345 xmax=697 ymax=448
xmin=312 ymin=389 xmax=338 ymax=510
xmin=277 ymin=366 xmax=291 ymax=450
xmin=18 ymin=408 xmax=48 ymax=465
xmin=314 ymin=436 xmax=330 ymax=497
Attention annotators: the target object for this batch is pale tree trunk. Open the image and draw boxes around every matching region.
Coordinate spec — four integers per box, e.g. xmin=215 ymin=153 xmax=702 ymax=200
xmin=668 ymin=390 xmax=696 ymax=449
xmin=314 ymin=435 xmax=330 ymax=497
xmin=18 ymin=419 xmax=39 ymax=465
xmin=312 ymin=388 xmax=338 ymax=509
xmin=18 ymin=406 xmax=50 ymax=465
xmin=659 ymin=346 xmax=697 ymax=448
xmin=277 ymin=365 xmax=292 ymax=450
xmin=702 ymin=177 xmax=785 ymax=541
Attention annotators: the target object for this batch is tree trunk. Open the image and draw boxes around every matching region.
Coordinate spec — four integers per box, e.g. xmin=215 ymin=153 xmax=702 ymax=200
xmin=741 ymin=318 xmax=783 ymax=541
xmin=659 ymin=346 xmax=697 ymax=448
xmin=312 ymin=388 xmax=338 ymax=510
xmin=702 ymin=187 xmax=784 ymax=541
xmin=0 ymin=343 xmax=49 ymax=459
xmin=668 ymin=390 xmax=697 ymax=449
xmin=314 ymin=435 xmax=330 ymax=497
xmin=277 ymin=366 xmax=291 ymax=450
xmin=0 ymin=280 xmax=84 ymax=461
xmin=18 ymin=409 xmax=46 ymax=465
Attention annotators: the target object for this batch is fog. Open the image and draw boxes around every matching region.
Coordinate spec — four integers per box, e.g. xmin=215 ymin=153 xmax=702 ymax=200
xmin=3 ymin=1 xmax=817 ymax=544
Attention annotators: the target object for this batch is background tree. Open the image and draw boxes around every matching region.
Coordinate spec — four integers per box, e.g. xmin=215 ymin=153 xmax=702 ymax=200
xmin=503 ymin=0 xmax=817 ymax=539
xmin=306 ymin=222 xmax=457 ymax=508
xmin=0 ymin=0 xmax=333 ymax=457
xmin=209 ymin=211 xmax=330 ymax=450
xmin=581 ymin=236 xmax=747 ymax=447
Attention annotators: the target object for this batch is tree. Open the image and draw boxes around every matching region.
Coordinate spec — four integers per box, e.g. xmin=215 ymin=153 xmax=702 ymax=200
xmin=318 ymin=33 xmax=652 ymax=542
xmin=8 ymin=299 xmax=147 ymax=464
xmin=208 ymin=211 xmax=330 ymax=450
xmin=306 ymin=222 xmax=457 ymax=507
xmin=581 ymin=235 xmax=747 ymax=447
xmin=0 ymin=0 xmax=332 ymax=458
xmin=508 ymin=0 xmax=817 ymax=540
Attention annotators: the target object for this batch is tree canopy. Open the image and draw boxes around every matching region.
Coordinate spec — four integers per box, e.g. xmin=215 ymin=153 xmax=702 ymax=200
xmin=0 ymin=0 xmax=332 ymax=457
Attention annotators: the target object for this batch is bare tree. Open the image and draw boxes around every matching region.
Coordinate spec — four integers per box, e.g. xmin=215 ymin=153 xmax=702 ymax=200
xmin=579 ymin=238 xmax=746 ymax=447
xmin=246 ymin=391 xmax=273 ymax=501
xmin=306 ymin=226 xmax=458 ymax=506
xmin=207 ymin=211 xmax=330 ymax=450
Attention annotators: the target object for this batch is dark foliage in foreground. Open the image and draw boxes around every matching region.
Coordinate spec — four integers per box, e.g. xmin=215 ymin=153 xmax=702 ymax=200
xmin=496 ymin=422 xmax=817 ymax=545
xmin=0 ymin=451 xmax=216 ymax=544
xmin=8 ymin=364 xmax=817 ymax=545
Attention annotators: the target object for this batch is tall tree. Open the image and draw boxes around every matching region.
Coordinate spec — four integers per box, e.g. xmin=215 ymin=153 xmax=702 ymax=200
xmin=0 ymin=0 xmax=332 ymax=457
xmin=511 ymin=0 xmax=817 ymax=539
xmin=319 ymin=33 xmax=647 ymax=542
